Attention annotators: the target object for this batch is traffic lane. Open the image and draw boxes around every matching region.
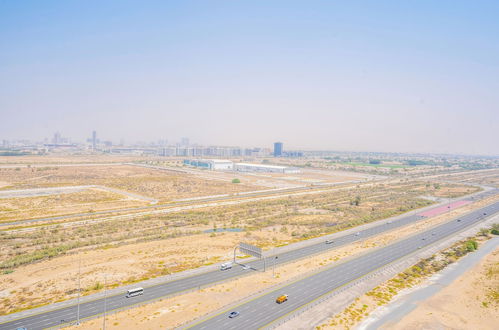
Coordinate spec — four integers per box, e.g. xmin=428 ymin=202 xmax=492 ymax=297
xmin=191 ymin=202 xmax=499 ymax=329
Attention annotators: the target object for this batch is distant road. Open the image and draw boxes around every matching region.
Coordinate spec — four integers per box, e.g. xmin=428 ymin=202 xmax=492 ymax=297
xmin=1 ymin=190 xmax=496 ymax=330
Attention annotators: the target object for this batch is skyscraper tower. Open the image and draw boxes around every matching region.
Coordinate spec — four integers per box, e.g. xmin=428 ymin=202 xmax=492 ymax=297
xmin=273 ymin=142 xmax=283 ymax=157
xmin=92 ymin=131 xmax=97 ymax=150
xmin=53 ymin=132 xmax=61 ymax=144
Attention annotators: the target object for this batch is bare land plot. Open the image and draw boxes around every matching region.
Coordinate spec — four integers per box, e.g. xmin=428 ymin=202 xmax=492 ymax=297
xmin=253 ymin=169 xmax=366 ymax=187
xmin=0 ymin=189 xmax=148 ymax=223
xmin=442 ymin=168 xmax=499 ymax=188
xmin=0 ymin=182 xmax=480 ymax=314
xmin=0 ymin=165 xmax=260 ymax=203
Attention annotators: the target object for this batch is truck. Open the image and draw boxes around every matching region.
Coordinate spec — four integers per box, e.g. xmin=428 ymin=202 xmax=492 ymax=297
xmin=276 ymin=294 xmax=288 ymax=304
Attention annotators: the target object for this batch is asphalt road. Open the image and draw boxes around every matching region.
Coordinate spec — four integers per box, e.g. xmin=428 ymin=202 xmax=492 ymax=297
xmin=1 ymin=190 xmax=496 ymax=330
xmin=190 ymin=202 xmax=499 ymax=330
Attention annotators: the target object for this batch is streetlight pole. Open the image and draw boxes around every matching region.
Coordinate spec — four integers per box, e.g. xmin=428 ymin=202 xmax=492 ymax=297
xmin=77 ymin=253 xmax=81 ymax=326
xmin=103 ymin=274 xmax=107 ymax=330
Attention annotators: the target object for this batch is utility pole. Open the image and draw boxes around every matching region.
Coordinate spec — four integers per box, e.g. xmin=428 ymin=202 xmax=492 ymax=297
xmin=77 ymin=253 xmax=81 ymax=325
xmin=103 ymin=274 xmax=107 ymax=330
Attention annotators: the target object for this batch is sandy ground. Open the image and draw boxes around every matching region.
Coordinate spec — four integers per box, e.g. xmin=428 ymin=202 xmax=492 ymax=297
xmin=0 ymin=164 xmax=262 ymax=220
xmin=57 ymin=196 xmax=499 ymax=329
xmin=0 ymin=188 xmax=147 ymax=222
xmin=441 ymin=168 xmax=499 ymax=188
xmin=382 ymin=247 xmax=499 ymax=330
xmin=0 ymin=164 xmax=259 ymax=198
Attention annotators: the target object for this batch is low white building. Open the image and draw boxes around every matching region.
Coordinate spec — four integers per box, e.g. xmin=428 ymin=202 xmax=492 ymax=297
xmin=234 ymin=163 xmax=300 ymax=174
xmin=210 ymin=159 xmax=234 ymax=170
xmin=184 ymin=159 xmax=234 ymax=170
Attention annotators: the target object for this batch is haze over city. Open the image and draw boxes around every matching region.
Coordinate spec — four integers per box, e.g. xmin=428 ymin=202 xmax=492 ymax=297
xmin=1 ymin=1 xmax=498 ymax=155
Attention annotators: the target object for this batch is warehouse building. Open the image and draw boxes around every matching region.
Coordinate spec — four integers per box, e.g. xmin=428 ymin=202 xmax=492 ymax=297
xmin=183 ymin=159 xmax=234 ymax=170
xmin=234 ymin=162 xmax=300 ymax=174
xmin=184 ymin=159 xmax=300 ymax=173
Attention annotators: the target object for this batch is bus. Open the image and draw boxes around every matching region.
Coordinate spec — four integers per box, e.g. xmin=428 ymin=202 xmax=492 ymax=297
xmin=126 ymin=287 xmax=144 ymax=298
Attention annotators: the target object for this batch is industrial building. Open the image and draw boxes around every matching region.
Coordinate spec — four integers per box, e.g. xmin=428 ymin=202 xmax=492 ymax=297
xmin=183 ymin=159 xmax=234 ymax=170
xmin=234 ymin=162 xmax=300 ymax=174
xmin=184 ymin=159 xmax=300 ymax=173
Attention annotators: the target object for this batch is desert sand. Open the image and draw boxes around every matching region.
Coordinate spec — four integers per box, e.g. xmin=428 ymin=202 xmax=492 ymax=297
xmin=382 ymin=247 xmax=498 ymax=330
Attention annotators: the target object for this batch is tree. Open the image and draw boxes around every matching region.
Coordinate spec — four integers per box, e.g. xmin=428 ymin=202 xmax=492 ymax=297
xmin=465 ymin=240 xmax=478 ymax=252
xmin=232 ymin=178 xmax=241 ymax=184
xmin=351 ymin=195 xmax=361 ymax=206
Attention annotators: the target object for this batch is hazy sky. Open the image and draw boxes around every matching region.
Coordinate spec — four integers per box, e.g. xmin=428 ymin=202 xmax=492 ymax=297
xmin=1 ymin=1 xmax=498 ymax=155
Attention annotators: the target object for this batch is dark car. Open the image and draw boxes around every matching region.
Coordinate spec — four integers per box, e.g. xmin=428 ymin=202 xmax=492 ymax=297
xmin=229 ymin=311 xmax=240 ymax=318
xmin=325 ymin=239 xmax=334 ymax=244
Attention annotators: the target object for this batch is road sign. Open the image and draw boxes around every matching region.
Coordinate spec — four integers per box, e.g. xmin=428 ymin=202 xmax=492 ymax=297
xmin=239 ymin=242 xmax=262 ymax=259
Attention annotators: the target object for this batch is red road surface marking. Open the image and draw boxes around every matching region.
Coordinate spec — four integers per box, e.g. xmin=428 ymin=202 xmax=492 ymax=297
xmin=419 ymin=200 xmax=471 ymax=217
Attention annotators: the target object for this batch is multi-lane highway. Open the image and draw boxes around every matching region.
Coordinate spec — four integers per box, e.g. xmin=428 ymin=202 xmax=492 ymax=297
xmin=1 ymin=190 xmax=497 ymax=330
xmin=190 ymin=201 xmax=499 ymax=330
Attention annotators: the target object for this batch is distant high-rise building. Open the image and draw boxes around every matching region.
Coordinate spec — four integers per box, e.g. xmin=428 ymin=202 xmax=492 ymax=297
xmin=273 ymin=142 xmax=283 ymax=157
xmin=53 ymin=132 xmax=61 ymax=144
xmin=181 ymin=137 xmax=190 ymax=146
xmin=92 ymin=131 xmax=97 ymax=149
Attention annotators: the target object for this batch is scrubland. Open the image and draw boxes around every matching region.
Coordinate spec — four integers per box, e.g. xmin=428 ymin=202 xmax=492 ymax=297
xmin=443 ymin=168 xmax=499 ymax=188
xmin=0 ymin=165 xmax=259 ymax=220
xmin=0 ymin=181 xmax=479 ymax=314
xmin=0 ymin=189 xmax=147 ymax=222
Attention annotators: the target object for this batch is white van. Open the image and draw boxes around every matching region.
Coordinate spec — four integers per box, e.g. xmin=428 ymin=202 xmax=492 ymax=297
xmin=126 ymin=287 xmax=144 ymax=298
xmin=220 ymin=262 xmax=232 ymax=270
